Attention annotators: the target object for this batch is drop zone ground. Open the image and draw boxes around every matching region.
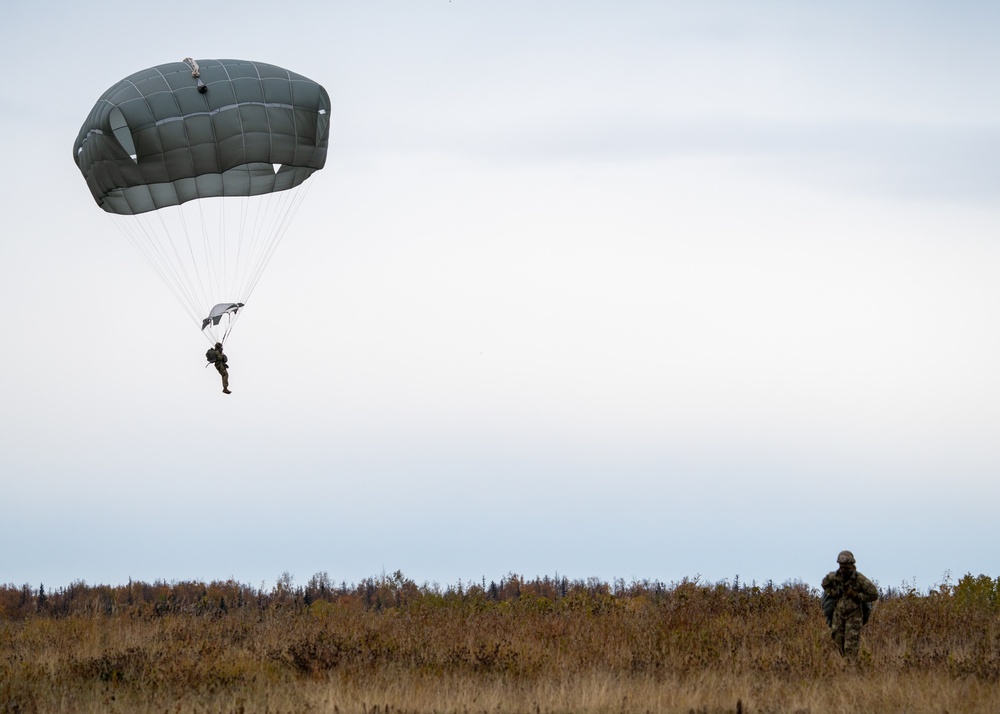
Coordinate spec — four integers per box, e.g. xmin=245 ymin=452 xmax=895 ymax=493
xmin=2 ymin=573 xmax=998 ymax=713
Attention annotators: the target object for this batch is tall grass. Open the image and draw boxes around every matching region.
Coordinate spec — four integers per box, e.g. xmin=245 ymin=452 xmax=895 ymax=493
xmin=1 ymin=572 xmax=998 ymax=713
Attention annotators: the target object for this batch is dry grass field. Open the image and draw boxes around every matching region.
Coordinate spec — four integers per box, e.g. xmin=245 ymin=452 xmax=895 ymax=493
xmin=2 ymin=571 xmax=998 ymax=713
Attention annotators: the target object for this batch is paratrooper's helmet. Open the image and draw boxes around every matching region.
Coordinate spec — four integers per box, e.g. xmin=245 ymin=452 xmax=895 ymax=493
xmin=837 ymin=550 xmax=856 ymax=565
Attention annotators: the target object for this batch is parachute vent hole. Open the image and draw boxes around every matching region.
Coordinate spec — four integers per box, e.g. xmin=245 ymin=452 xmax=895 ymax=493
xmin=109 ymin=107 xmax=138 ymax=164
xmin=273 ymin=163 xmax=283 ymax=174
xmin=318 ymin=109 xmax=327 ymax=115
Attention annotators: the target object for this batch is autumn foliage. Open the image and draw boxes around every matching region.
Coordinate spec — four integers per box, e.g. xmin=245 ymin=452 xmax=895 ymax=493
xmin=1 ymin=572 xmax=999 ymax=713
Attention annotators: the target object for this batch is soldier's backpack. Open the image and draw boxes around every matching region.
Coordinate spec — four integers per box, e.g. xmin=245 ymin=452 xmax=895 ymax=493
xmin=206 ymin=347 xmax=219 ymax=364
xmin=821 ymin=591 xmax=836 ymax=626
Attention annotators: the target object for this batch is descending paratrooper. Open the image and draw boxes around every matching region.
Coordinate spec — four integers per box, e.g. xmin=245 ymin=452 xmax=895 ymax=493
xmin=74 ymin=58 xmax=330 ymax=392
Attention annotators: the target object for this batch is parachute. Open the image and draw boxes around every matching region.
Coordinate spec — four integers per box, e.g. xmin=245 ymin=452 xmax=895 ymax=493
xmin=73 ymin=58 xmax=330 ymax=344
xmin=202 ymin=302 xmax=244 ymax=331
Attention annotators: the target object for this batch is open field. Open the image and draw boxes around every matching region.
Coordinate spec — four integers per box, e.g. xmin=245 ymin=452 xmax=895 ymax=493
xmin=2 ymin=572 xmax=998 ymax=713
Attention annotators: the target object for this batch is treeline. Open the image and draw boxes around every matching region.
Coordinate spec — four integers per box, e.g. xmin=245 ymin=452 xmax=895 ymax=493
xmin=2 ymin=570 xmax=998 ymax=620
xmin=6 ymin=571 xmax=656 ymax=619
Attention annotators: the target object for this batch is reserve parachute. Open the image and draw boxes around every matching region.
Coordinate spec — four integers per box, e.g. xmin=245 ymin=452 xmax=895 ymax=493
xmin=73 ymin=58 xmax=330 ymax=344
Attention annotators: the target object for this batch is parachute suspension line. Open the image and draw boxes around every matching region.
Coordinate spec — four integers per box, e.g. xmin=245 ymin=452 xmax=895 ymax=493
xmin=172 ymin=201 xmax=213 ymax=323
xmin=239 ymin=183 xmax=281 ymax=298
xmin=234 ymin=192 xmax=249 ymax=300
xmin=234 ymin=172 xmax=280 ymax=300
xmin=247 ymin=186 xmax=303 ymax=296
xmin=120 ymin=213 xmax=173 ymax=299
xmin=234 ymin=168 xmax=262 ymax=301
xmin=110 ymin=217 xmax=177 ymax=311
xmin=109 ymin=183 xmax=312 ymax=339
xmin=153 ymin=207 xmax=209 ymax=315
xmin=221 ymin=311 xmax=239 ymax=344
xmin=197 ymin=193 xmax=222 ymax=306
xmin=108 ymin=213 xmax=203 ymax=328
xmin=242 ymin=179 xmax=314 ymax=300
xmin=217 ymin=189 xmax=231 ymax=302
xmin=135 ymin=210 xmax=204 ymax=323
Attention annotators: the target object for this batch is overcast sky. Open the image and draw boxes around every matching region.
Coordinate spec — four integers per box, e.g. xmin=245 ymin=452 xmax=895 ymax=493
xmin=1 ymin=1 xmax=998 ymax=594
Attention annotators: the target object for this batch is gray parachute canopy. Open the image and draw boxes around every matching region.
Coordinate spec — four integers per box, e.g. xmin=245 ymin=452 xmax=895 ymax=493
xmin=74 ymin=58 xmax=330 ymax=215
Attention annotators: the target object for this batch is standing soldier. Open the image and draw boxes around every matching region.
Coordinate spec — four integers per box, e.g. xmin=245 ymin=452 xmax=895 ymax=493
xmin=821 ymin=550 xmax=878 ymax=658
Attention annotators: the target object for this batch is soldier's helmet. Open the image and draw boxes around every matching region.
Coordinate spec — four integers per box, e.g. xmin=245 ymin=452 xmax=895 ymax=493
xmin=837 ymin=550 xmax=856 ymax=565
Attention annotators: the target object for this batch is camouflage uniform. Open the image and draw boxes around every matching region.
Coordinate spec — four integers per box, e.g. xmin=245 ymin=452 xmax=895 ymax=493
xmin=207 ymin=343 xmax=231 ymax=394
xmin=821 ymin=550 xmax=878 ymax=658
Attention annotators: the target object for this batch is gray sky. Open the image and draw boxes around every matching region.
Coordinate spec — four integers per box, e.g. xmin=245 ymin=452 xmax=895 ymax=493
xmin=2 ymin=1 xmax=998 ymax=593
